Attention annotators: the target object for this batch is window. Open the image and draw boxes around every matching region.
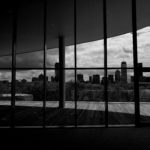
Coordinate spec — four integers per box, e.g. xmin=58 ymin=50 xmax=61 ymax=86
xmin=0 ymin=0 xmax=147 ymax=127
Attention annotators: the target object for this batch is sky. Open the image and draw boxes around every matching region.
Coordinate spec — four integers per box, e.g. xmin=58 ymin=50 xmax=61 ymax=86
xmin=0 ymin=26 xmax=150 ymax=82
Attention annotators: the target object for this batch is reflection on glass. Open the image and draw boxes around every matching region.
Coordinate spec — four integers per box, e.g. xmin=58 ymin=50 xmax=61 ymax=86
xmin=76 ymin=70 xmax=105 ymax=126
xmin=0 ymin=71 xmax=11 ymax=126
xmin=15 ymin=70 xmax=43 ymax=126
xmin=108 ymin=69 xmax=134 ymax=125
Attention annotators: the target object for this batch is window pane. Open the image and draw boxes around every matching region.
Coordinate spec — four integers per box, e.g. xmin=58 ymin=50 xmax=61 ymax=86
xmin=0 ymin=3 xmax=12 ymax=56
xmin=77 ymin=70 xmax=105 ymax=126
xmin=77 ymin=0 xmax=104 ymax=68
xmin=0 ymin=70 xmax=11 ymax=126
xmin=139 ymin=72 xmax=150 ymax=123
xmin=46 ymin=70 xmax=75 ymax=126
xmin=15 ymin=70 xmax=43 ymax=126
xmin=46 ymin=49 xmax=59 ymax=68
xmin=17 ymin=0 xmax=43 ymax=54
xmin=47 ymin=0 xmax=74 ymax=69
xmin=108 ymin=69 xmax=134 ymax=126
xmin=137 ymin=0 xmax=150 ymax=123
xmin=107 ymin=0 xmax=133 ymax=68
xmin=65 ymin=46 xmax=74 ymax=68
xmin=137 ymin=0 xmax=150 ymax=67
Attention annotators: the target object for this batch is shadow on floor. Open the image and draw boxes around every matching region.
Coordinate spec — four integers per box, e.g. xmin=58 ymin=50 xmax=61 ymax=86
xmin=0 ymin=105 xmax=149 ymax=126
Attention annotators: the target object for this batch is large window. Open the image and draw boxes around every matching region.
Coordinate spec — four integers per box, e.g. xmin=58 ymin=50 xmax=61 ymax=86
xmin=0 ymin=3 xmax=12 ymax=127
xmin=0 ymin=0 xmax=149 ymax=127
xmin=107 ymin=0 xmax=134 ymax=126
xmin=137 ymin=0 xmax=150 ymax=124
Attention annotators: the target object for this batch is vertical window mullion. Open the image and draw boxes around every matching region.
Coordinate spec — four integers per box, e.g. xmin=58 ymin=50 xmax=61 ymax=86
xmin=132 ymin=0 xmax=140 ymax=127
xmin=103 ymin=0 xmax=108 ymax=127
xmin=74 ymin=0 xmax=77 ymax=127
xmin=43 ymin=0 xmax=47 ymax=128
xmin=11 ymin=3 xmax=17 ymax=128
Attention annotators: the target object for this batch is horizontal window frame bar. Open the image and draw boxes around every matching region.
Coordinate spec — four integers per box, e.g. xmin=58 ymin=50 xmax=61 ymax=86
xmin=0 ymin=67 xmax=134 ymax=70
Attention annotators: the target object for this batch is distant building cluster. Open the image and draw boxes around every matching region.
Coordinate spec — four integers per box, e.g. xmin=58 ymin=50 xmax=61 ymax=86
xmin=30 ymin=61 xmax=150 ymax=85
xmin=32 ymin=74 xmax=48 ymax=82
xmin=77 ymin=74 xmax=101 ymax=84
xmin=77 ymin=61 xmax=128 ymax=84
xmin=3 ymin=61 xmax=150 ymax=85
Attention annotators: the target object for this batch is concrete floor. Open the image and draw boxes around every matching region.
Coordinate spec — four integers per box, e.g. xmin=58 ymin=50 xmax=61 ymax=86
xmin=1 ymin=101 xmax=150 ymax=149
xmin=1 ymin=127 xmax=150 ymax=150
xmin=1 ymin=101 xmax=150 ymax=116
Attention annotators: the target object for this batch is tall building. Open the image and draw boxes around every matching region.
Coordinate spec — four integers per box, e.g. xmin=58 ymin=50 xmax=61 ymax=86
xmin=32 ymin=77 xmax=38 ymax=82
xmin=115 ymin=70 xmax=121 ymax=83
xmin=32 ymin=74 xmax=48 ymax=82
xmin=77 ymin=74 xmax=84 ymax=82
xmin=55 ymin=62 xmax=60 ymax=82
xmin=121 ymin=61 xmax=127 ymax=83
xmin=39 ymin=74 xmax=44 ymax=81
xmin=38 ymin=74 xmax=48 ymax=81
xmin=108 ymin=75 xmax=114 ymax=83
xmin=92 ymin=75 xmax=100 ymax=84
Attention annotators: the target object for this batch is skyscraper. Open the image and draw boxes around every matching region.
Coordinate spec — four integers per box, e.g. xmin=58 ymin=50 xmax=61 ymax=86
xmin=92 ymin=75 xmax=100 ymax=84
xmin=77 ymin=74 xmax=84 ymax=82
xmin=121 ymin=61 xmax=127 ymax=83
xmin=108 ymin=75 xmax=114 ymax=83
xmin=115 ymin=70 xmax=121 ymax=83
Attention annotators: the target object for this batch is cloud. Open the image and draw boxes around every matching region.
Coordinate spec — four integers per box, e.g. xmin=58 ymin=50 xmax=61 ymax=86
xmin=16 ymin=70 xmax=43 ymax=81
xmin=0 ymin=71 xmax=11 ymax=81
xmin=137 ymin=27 xmax=150 ymax=66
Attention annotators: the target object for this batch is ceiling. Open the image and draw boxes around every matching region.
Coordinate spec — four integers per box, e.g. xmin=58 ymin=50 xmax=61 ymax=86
xmin=0 ymin=0 xmax=150 ymax=56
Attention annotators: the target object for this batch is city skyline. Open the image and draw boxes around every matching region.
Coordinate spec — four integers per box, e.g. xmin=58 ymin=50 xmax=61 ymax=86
xmin=0 ymin=61 xmax=144 ymax=84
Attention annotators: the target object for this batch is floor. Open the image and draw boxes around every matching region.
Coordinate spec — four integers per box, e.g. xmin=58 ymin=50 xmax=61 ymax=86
xmin=0 ymin=101 xmax=150 ymax=149
xmin=1 ymin=127 xmax=150 ymax=150
xmin=1 ymin=101 xmax=150 ymax=116
xmin=0 ymin=101 xmax=150 ymax=126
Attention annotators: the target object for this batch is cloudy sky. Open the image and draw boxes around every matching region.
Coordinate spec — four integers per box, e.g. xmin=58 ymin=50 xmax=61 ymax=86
xmin=0 ymin=26 xmax=150 ymax=82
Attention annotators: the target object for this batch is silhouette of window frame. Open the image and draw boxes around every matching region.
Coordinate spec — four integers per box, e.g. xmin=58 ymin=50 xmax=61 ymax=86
xmin=0 ymin=0 xmax=140 ymax=128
